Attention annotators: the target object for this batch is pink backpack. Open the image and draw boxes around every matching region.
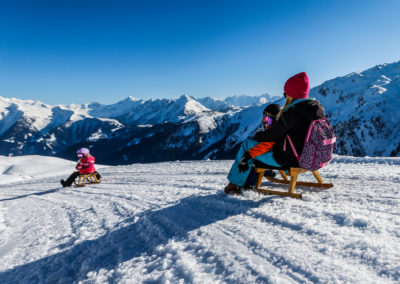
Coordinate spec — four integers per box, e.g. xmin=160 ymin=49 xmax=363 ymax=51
xmin=284 ymin=118 xmax=336 ymax=171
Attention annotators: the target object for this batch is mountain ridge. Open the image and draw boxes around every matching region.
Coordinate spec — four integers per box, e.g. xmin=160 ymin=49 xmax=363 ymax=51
xmin=310 ymin=60 xmax=400 ymax=156
xmin=1 ymin=60 xmax=400 ymax=163
xmin=0 ymin=92 xmax=274 ymax=163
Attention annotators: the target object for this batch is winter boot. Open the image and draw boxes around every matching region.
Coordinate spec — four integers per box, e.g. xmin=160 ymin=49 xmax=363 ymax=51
xmin=244 ymin=167 xmax=257 ymax=188
xmin=62 ymin=172 xmax=79 ymax=187
xmin=94 ymin=171 xmax=102 ymax=181
xmin=60 ymin=179 xmax=67 ymax=187
xmin=224 ymin=183 xmax=242 ymax=195
xmin=264 ymin=170 xmax=276 ymax=178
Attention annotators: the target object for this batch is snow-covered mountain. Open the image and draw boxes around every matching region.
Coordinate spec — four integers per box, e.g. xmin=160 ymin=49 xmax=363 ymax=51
xmin=1 ymin=60 xmax=400 ymax=163
xmin=197 ymin=93 xmax=279 ymax=110
xmin=0 ymin=94 xmax=278 ymax=164
xmin=310 ymin=61 xmax=400 ymax=157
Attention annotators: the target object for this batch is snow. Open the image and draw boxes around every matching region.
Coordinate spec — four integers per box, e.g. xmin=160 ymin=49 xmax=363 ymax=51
xmin=89 ymin=95 xmax=212 ymax=125
xmin=87 ymin=129 xmax=109 ymax=141
xmin=197 ymin=93 xmax=279 ymax=110
xmin=310 ymin=60 xmax=400 ymax=157
xmin=0 ymin=155 xmax=399 ymax=283
xmin=0 ymin=93 xmax=274 ymax=135
xmin=3 ymin=60 xmax=400 ymax=160
xmin=0 ymin=155 xmax=75 ymax=184
xmin=1 ymin=92 xmax=285 ymax=161
xmin=0 ymin=97 xmax=54 ymax=132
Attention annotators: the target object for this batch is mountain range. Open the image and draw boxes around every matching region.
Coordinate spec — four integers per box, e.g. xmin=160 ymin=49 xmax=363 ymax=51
xmin=0 ymin=93 xmax=280 ymax=164
xmin=310 ymin=61 xmax=400 ymax=157
xmin=1 ymin=61 xmax=400 ymax=164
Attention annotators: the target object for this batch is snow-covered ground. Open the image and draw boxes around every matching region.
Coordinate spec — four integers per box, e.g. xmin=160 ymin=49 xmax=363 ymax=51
xmin=0 ymin=155 xmax=399 ymax=283
xmin=0 ymin=155 xmax=76 ymax=185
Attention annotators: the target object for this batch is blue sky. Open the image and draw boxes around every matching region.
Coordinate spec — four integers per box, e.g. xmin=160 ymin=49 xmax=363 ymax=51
xmin=1 ymin=0 xmax=399 ymax=105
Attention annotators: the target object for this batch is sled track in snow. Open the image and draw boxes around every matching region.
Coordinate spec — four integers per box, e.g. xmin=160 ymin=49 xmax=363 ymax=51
xmin=0 ymin=160 xmax=399 ymax=283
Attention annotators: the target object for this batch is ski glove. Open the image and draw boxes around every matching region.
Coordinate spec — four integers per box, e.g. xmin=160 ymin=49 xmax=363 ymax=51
xmin=238 ymin=152 xmax=252 ymax=173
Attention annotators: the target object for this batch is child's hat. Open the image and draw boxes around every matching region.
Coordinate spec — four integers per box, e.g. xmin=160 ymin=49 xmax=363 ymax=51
xmin=263 ymin=104 xmax=281 ymax=117
xmin=77 ymin=148 xmax=90 ymax=155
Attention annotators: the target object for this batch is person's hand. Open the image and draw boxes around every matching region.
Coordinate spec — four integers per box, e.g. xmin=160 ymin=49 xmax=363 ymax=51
xmin=238 ymin=152 xmax=252 ymax=173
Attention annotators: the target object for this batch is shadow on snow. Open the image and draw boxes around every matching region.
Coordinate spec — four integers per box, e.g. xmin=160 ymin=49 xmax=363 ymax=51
xmin=0 ymin=193 xmax=273 ymax=283
xmin=0 ymin=188 xmax=62 ymax=202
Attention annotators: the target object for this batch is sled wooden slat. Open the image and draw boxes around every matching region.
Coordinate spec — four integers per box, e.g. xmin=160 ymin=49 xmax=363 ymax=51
xmin=265 ymin=177 xmax=333 ymax=188
xmin=255 ymin=167 xmax=333 ymax=199
xmin=75 ymin=173 xmax=100 ymax=187
xmin=255 ymin=187 xmax=302 ymax=199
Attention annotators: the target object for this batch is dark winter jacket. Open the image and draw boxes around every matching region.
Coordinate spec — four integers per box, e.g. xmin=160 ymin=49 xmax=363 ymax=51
xmin=253 ymin=99 xmax=325 ymax=168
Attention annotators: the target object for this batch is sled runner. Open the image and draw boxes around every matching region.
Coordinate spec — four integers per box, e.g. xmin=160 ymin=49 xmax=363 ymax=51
xmin=74 ymin=173 xmax=100 ymax=187
xmin=254 ymin=167 xmax=333 ymax=199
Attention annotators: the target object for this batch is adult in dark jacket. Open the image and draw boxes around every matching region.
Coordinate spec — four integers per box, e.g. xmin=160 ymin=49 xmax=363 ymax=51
xmin=225 ymin=72 xmax=325 ymax=194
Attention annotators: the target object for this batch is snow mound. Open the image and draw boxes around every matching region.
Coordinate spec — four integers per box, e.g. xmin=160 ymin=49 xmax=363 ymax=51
xmin=0 ymin=155 xmax=76 ymax=184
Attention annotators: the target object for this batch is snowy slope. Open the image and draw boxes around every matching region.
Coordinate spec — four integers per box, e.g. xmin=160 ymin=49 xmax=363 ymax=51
xmin=0 ymin=156 xmax=399 ymax=283
xmin=311 ymin=61 xmax=400 ymax=157
xmin=0 ymin=155 xmax=75 ymax=184
xmin=0 ymin=155 xmax=105 ymax=185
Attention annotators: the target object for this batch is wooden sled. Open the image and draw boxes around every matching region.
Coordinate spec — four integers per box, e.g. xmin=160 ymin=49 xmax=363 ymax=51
xmin=255 ymin=167 xmax=333 ymax=199
xmin=74 ymin=173 xmax=100 ymax=187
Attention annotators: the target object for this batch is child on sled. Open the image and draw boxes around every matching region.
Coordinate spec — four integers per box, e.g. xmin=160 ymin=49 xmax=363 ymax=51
xmin=243 ymin=103 xmax=281 ymax=188
xmin=60 ymin=148 xmax=101 ymax=187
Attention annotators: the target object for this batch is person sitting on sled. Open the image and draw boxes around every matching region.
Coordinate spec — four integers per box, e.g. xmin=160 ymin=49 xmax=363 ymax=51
xmin=243 ymin=103 xmax=281 ymax=188
xmin=225 ymin=71 xmax=325 ymax=194
xmin=60 ymin=148 xmax=101 ymax=187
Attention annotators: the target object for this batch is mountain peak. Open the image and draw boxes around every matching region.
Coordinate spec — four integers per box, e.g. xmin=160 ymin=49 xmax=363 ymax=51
xmin=176 ymin=94 xmax=194 ymax=102
xmin=126 ymin=96 xmax=139 ymax=102
xmin=173 ymin=94 xmax=210 ymax=116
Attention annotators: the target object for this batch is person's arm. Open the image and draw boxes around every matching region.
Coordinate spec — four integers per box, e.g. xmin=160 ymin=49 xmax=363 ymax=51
xmin=253 ymin=113 xmax=291 ymax=142
xmin=76 ymin=159 xmax=83 ymax=170
xmin=247 ymin=142 xmax=275 ymax=158
xmin=81 ymin=156 xmax=95 ymax=169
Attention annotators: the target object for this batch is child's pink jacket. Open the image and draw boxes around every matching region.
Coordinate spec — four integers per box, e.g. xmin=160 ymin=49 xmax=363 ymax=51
xmin=76 ymin=155 xmax=96 ymax=174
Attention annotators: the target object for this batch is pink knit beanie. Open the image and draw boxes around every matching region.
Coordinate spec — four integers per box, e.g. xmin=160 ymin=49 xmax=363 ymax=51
xmin=284 ymin=72 xmax=310 ymax=99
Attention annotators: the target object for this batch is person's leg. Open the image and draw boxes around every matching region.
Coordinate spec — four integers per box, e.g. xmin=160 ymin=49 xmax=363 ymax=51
xmin=244 ymin=167 xmax=258 ymax=188
xmin=254 ymin=150 xmax=281 ymax=168
xmin=62 ymin=171 xmax=79 ymax=187
xmin=227 ymin=139 xmax=260 ymax=186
